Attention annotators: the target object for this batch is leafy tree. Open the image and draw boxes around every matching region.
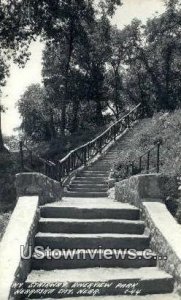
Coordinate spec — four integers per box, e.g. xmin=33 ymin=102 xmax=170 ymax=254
xmin=17 ymin=84 xmax=57 ymax=141
xmin=0 ymin=59 xmax=9 ymax=151
xmin=0 ymin=0 xmax=122 ymax=148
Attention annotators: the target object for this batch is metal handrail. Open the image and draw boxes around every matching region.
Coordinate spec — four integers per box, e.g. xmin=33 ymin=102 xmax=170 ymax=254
xmin=59 ymin=104 xmax=141 ymax=163
xmin=19 ymin=103 xmax=143 ymax=182
xmin=116 ymin=141 xmax=161 ymax=180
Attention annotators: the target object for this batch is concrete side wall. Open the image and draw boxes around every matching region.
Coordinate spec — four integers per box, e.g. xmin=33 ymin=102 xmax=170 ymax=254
xmin=0 ymin=196 xmax=39 ymax=300
xmin=115 ymin=174 xmax=181 ymax=286
xmin=115 ymin=174 xmax=178 ymax=208
xmin=143 ymin=201 xmax=181 ymax=286
xmin=15 ymin=172 xmax=62 ymax=205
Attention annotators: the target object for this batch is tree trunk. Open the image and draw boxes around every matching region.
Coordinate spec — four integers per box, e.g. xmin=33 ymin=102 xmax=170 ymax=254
xmin=164 ymin=46 xmax=174 ymax=110
xmin=49 ymin=109 xmax=57 ymax=140
xmin=138 ymin=48 xmax=164 ymax=110
xmin=95 ymin=98 xmax=104 ymax=126
xmin=61 ymin=16 xmax=74 ymax=136
xmin=114 ymin=68 xmax=121 ymax=120
xmin=0 ymin=107 xmax=4 ymax=151
xmin=71 ymin=99 xmax=79 ymax=133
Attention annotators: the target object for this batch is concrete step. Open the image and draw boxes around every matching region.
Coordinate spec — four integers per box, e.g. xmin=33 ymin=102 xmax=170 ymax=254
xmin=80 ymin=171 xmax=109 ymax=175
xmin=88 ymin=166 xmax=111 ymax=171
xmin=40 ymin=207 xmax=140 ymax=220
xmin=67 ymin=187 xmax=108 ymax=192
xmin=70 ymin=183 xmax=107 ymax=188
xmin=103 ymin=156 xmax=118 ymax=159
xmin=76 ymin=175 xmax=108 ymax=179
xmin=26 ymin=267 xmax=174 ymax=296
xmin=32 ymin=250 xmax=157 ymax=270
xmin=72 ymin=180 xmax=107 ymax=185
xmin=38 ymin=218 xmax=145 ymax=234
xmin=95 ymin=160 xmax=114 ymax=163
xmin=93 ymin=163 xmax=113 ymax=167
xmin=35 ymin=232 xmax=150 ymax=250
xmin=64 ymin=191 xmax=108 ymax=197
xmin=26 ymin=294 xmax=180 ymax=300
xmin=72 ymin=177 xmax=106 ymax=183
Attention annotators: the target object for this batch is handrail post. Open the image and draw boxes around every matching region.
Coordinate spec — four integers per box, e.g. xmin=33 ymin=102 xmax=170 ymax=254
xmin=157 ymin=142 xmax=160 ymax=173
xmin=147 ymin=151 xmax=150 ymax=173
xmin=113 ymin=125 xmax=117 ymax=141
xmin=139 ymin=157 xmax=142 ymax=172
xmin=126 ymin=165 xmax=129 ymax=177
xmin=58 ymin=163 xmax=62 ymax=182
xmin=127 ymin=114 xmax=130 ymax=128
xmin=99 ymin=137 xmax=102 ymax=154
xmin=84 ymin=147 xmax=87 ymax=165
xmin=19 ymin=141 xmax=24 ymax=171
xmin=30 ymin=150 xmax=33 ymax=167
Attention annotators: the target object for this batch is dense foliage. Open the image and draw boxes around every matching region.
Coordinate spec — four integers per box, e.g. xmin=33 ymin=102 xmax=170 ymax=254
xmin=16 ymin=0 xmax=181 ymax=150
xmin=0 ymin=0 xmax=122 ymax=149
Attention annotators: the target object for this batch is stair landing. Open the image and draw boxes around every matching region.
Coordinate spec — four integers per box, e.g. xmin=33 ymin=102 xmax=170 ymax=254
xmin=42 ymin=197 xmax=136 ymax=209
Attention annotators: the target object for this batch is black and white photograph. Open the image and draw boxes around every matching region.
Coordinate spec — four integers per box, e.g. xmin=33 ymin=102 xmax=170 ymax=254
xmin=0 ymin=0 xmax=181 ymax=299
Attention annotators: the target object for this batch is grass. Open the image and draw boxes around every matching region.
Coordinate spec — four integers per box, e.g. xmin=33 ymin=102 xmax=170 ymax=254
xmin=1 ymin=109 xmax=181 ymax=238
xmin=0 ymin=151 xmax=16 ymax=241
xmin=111 ymin=109 xmax=181 ymax=223
xmin=113 ymin=109 xmax=181 ymax=177
xmin=0 ymin=211 xmax=12 ymax=241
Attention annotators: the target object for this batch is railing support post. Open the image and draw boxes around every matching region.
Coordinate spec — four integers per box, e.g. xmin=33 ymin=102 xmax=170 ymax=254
xmin=157 ymin=142 xmax=160 ymax=173
xmin=139 ymin=157 xmax=142 ymax=172
xmin=127 ymin=115 xmax=130 ymax=128
xmin=83 ymin=148 xmax=87 ymax=165
xmin=99 ymin=137 xmax=102 ymax=154
xmin=146 ymin=151 xmax=150 ymax=173
xmin=19 ymin=141 xmax=24 ymax=171
xmin=113 ymin=125 xmax=117 ymax=141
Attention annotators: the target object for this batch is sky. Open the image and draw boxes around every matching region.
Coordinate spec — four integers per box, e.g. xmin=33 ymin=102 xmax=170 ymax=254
xmin=1 ymin=0 xmax=165 ymax=136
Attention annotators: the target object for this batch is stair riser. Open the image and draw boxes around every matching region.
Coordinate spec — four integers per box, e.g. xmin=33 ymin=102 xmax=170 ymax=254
xmin=70 ymin=184 xmax=107 ymax=188
xmin=39 ymin=221 xmax=144 ymax=234
xmin=72 ymin=179 xmax=106 ymax=184
xmin=32 ymin=255 xmax=156 ymax=270
xmin=35 ymin=236 xmax=150 ymax=250
xmin=73 ymin=177 xmax=106 ymax=180
xmin=88 ymin=167 xmax=110 ymax=171
xmin=38 ymin=221 xmax=145 ymax=234
xmin=67 ymin=188 xmax=108 ymax=192
xmin=64 ymin=192 xmax=108 ymax=197
xmin=76 ymin=175 xmax=107 ymax=179
xmin=40 ymin=208 xmax=140 ymax=220
xmin=80 ymin=172 xmax=109 ymax=175
xmin=24 ymin=277 xmax=174 ymax=298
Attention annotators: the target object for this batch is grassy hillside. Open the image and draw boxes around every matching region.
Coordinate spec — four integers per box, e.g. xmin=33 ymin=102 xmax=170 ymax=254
xmin=112 ymin=109 xmax=181 ymax=224
xmin=1 ymin=109 xmax=181 ymax=240
xmin=113 ymin=109 xmax=181 ymax=177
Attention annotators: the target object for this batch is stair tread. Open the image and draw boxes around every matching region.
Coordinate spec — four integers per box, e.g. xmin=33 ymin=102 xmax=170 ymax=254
xmin=32 ymin=249 xmax=155 ymax=255
xmin=36 ymin=232 xmax=149 ymax=238
xmin=76 ymin=176 xmax=107 ymax=179
xmin=26 ymin=294 xmax=180 ymax=300
xmin=27 ymin=267 xmax=172 ymax=283
xmin=42 ymin=203 xmax=139 ymax=210
xmin=40 ymin=218 xmax=144 ymax=224
xmin=42 ymin=201 xmax=139 ymax=211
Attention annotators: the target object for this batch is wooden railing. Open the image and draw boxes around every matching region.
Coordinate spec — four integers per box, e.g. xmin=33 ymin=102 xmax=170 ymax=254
xmin=115 ymin=141 xmax=162 ymax=180
xmin=19 ymin=103 xmax=142 ymax=182
xmin=19 ymin=141 xmax=58 ymax=180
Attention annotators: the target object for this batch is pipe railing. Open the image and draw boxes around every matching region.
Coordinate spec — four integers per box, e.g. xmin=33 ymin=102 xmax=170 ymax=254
xmin=19 ymin=103 xmax=143 ymax=182
xmin=19 ymin=141 xmax=58 ymax=180
xmin=116 ymin=141 xmax=162 ymax=180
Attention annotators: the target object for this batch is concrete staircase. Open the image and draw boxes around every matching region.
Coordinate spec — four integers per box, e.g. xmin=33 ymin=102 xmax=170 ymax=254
xmin=26 ymin=147 xmax=174 ymax=298
xmin=64 ymin=149 xmax=119 ymax=198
